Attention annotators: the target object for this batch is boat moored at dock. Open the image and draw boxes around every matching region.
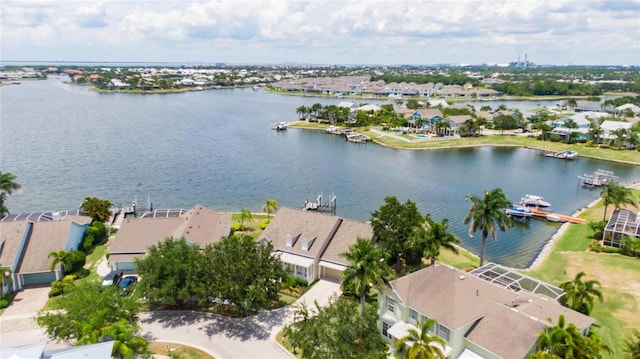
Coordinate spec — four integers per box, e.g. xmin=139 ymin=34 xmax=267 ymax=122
xmin=520 ymin=194 xmax=551 ymax=208
xmin=272 ymin=122 xmax=288 ymax=131
xmin=579 ymin=169 xmax=618 ymax=187
xmin=545 ymin=150 xmax=579 ymax=160
xmin=505 ymin=207 xmax=534 ymax=218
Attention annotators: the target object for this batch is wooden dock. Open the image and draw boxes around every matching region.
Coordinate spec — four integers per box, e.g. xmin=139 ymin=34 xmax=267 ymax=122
xmin=529 ymin=209 xmax=586 ymax=224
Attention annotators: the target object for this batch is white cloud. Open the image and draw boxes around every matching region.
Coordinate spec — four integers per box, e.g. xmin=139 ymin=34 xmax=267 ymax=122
xmin=75 ymin=2 xmax=107 ymax=28
xmin=1 ymin=0 xmax=638 ymax=65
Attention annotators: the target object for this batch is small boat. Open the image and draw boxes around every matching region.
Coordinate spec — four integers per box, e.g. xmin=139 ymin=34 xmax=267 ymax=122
xmin=272 ymin=122 xmax=287 ymax=131
xmin=520 ymin=194 xmax=551 ymax=208
xmin=505 ymin=207 xmax=533 ymax=218
xmin=544 ymin=150 xmax=578 ymax=160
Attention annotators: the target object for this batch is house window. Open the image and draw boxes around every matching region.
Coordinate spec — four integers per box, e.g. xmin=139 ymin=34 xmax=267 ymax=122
xmin=410 ymin=309 xmax=418 ymax=321
xmin=437 ymin=324 xmax=451 ymax=342
xmin=382 ymin=322 xmax=390 ymax=338
xmin=386 ymin=296 xmax=396 ymax=313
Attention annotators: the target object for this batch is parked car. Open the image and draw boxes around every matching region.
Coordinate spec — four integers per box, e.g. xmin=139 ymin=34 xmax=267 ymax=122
xmin=117 ymin=276 xmax=138 ymax=295
xmin=101 ymin=272 xmax=119 ymax=287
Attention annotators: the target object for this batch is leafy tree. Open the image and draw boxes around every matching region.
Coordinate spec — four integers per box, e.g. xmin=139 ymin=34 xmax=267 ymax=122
xmin=565 ymin=98 xmax=578 ymax=110
xmin=262 ymin=198 xmax=278 ymax=220
xmin=621 ymin=328 xmax=640 ymax=359
xmin=135 ymin=237 xmax=201 ymax=309
xmin=0 ymin=171 xmax=21 ymax=217
xmin=197 ymin=235 xmax=285 ymax=315
xmin=238 ymin=208 xmax=253 ymax=229
xmin=80 ymin=197 xmax=113 ymax=223
xmin=340 ymin=237 xmax=393 ymax=313
xmin=463 ymin=189 xmax=513 ymax=267
xmin=371 ymin=196 xmax=425 ymax=272
xmin=0 ymin=263 xmax=12 ymax=296
xmin=600 ymin=183 xmax=637 ymax=221
xmin=560 ymin=272 xmax=603 ymax=315
xmin=493 ymin=114 xmax=518 ymax=134
xmin=421 ymin=215 xmax=460 ymax=266
xmin=38 ymin=281 xmax=144 ymax=358
xmin=285 ymin=296 xmax=386 ymax=359
xmin=396 ymin=319 xmax=447 ymax=359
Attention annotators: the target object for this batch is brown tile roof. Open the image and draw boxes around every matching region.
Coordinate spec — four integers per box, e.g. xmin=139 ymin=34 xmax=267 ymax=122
xmin=416 ymin=108 xmax=443 ymax=119
xmin=447 ymin=115 xmax=473 ymax=124
xmin=18 ymin=221 xmax=73 ymax=274
xmin=390 ymin=264 xmax=594 ymax=359
xmin=109 ymin=205 xmax=231 ymax=259
xmin=259 ymin=207 xmax=340 ymax=259
xmin=0 ymin=221 xmax=29 ymax=268
xmin=319 ymin=220 xmax=373 ymax=266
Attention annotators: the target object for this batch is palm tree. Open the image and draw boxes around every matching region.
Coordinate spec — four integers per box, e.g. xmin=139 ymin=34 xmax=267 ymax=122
xmin=396 ymin=319 xmax=447 ymax=359
xmin=80 ymin=197 xmax=113 ymax=223
xmin=0 ymin=171 xmax=21 ymax=217
xmin=238 ymin=209 xmax=253 ymax=229
xmin=422 ymin=215 xmax=460 ymax=266
xmin=565 ymin=98 xmax=578 ymax=111
xmin=48 ymin=250 xmax=75 ymax=274
xmin=600 ymin=183 xmax=637 ymax=221
xmin=463 ymin=189 xmax=513 ymax=267
xmin=340 ymin=237 xmax=393 ymax=314
xmin=262 ymin=199 xmax=278 ymax=221
xmin=621 ymin=328 xmax=640 ymax=359
xmin=560 ymin=272 xmax=603 ymax=315
xmin=537 ymin=315 xmax=610 ymax=358
xmin=612 ymin=128 xmax=629 ymax=147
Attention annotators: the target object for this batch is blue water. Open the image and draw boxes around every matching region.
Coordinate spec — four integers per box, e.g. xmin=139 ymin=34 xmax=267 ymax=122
xmin=2 ymin=77 xmax=639 ymax=268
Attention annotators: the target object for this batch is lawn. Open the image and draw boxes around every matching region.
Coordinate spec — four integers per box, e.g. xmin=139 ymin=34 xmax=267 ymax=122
xmin=147 ymin=342 xmax=215 ymax=359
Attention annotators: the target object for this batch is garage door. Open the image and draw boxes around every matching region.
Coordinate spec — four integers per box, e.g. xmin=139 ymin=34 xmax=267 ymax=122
xmin=320 ymin=266 xmax=343 ymax=282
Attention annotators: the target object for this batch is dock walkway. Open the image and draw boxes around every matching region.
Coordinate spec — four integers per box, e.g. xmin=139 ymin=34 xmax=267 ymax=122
xmin=530 ymin=209 xmax=586 ymax=224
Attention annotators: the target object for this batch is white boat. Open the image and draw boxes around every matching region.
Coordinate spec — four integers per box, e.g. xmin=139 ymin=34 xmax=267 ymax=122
xmin=505 ymin=207 xmax=533 ymax=217
xmin=520 ymin=194 xmax=551 ymax=208
xmin=272 ymin=122 xmax=287 ymax=131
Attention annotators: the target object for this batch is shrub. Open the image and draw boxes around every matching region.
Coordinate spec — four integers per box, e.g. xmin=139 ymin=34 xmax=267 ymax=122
xmin=0 ymin=293 xmax=13 ymax=309
xmin=260 ymin=220 xmax=270 ymax=230
xmin=585 ymin=142 xmax=598 ymax=148
xmin=48 ymin=276 xmax=76 ymax=298
xmin=230 ymin=223 xmax=243 ymax=232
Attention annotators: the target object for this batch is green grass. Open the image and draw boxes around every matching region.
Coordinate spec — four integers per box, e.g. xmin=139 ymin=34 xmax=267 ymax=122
xmin=438 ymin=247 xmax=480 ymax=270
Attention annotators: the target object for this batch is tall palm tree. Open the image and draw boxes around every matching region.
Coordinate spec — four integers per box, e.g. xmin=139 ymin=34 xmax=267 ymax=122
xmin=422 ymin=215 xmax=460 ymax=266
xmin=600 ymin=183 xmax=637 ymax=221
xmin=463 ymin=189 xmax=513 ymax=267
xmin=262 ymin=199 xmax=278 ymax=221
xmin=621 ymin=328 xmax=640 ymax=359
xmin=396 ymin=319 xmax=447 ymax=359
xmin=340 ymin=237 xmax=393 ymax=314
xmin=0 ymin=171 xmax=21 ymax=217
xmin=560 ymin=272 xmax=603 ymax=315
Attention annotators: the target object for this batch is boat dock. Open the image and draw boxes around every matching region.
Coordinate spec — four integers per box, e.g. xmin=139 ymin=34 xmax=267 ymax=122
xmin=302 ymin=192 xmax=336 ymax=214
xmin=529 ymin=209 xmax=586 ymax=224
xmin=545 ymin=150 xmax=578 ymax=160
xmin=579 ymin=169 xmax=618 ymax=187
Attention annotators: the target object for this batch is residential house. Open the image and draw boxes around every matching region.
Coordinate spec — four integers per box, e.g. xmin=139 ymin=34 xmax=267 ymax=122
xmin=614 ymin=103 xmax=640 ymax=116
xmin=1 ymin=341 xmax=114 ymax=359
xmin=0 ymin=215 xmax=91 ymax=292
xmin=379 ymin=264 xmax=594 ymax=359
xmin=446 ymin=115 xmax=473 ymax=137
xmin=600 ymin=120 xmax=633 ymax=145
xmin=409 ymin=109 xmax=444 ymax=129
xmin=257 ymin=207 xmax=373 ymax=283
xmin=108 ymin=205 xmax=231 ymax=272
xmin=548 ymin=113 xmax=594 ymax=140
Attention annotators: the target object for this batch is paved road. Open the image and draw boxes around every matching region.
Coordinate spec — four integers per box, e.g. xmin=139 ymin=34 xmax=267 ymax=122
xmin=1 ymin=280 xmax=341 ymax=358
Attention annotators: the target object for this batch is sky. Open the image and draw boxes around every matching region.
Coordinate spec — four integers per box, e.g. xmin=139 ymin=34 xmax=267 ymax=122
xmin=1 ymin=0 xmax=639 ymax=66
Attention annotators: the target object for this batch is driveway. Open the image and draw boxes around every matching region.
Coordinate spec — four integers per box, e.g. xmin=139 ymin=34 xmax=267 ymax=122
xmin=141 ymin=279 xmax=341 ymax=358
xmin=0 ymin=287 xmax=64 ymax=350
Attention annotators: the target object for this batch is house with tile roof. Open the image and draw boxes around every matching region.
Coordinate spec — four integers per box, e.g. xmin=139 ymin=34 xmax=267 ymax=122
xmin=379 ymin=264 xmax=594 ymax=359
xmin=0 ymin=215 xmax=91 ymax=292
xmin=257 ymin=207 xmax=373 ymax=283
xmin=108 ymin=204 xmax=231 ymax=272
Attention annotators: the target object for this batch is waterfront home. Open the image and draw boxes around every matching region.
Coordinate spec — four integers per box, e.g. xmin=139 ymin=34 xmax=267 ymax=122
xmin=614 ymin=103 xmax=640 ymax=116
xmin=445 ymin=115 xmax=473 ymax=137
xmin=379 ymin=264 xmax=594 ymax=359
xmin=408 ymin=108 xmax=445 ymax=129
xmin=257 ymin=207 xmax=373 ymax=283
xmin=600 ymin=120 xmax=633 ymax=145
xmin=0 ymin=215 xmax=91 ymax=292
xmin=602 ymin=208 xmax=640 ymax=248
xmin=107 ymin=205 xmax=231 ymax=272
xmin=548 ymin=113 xmax=593 ymax=140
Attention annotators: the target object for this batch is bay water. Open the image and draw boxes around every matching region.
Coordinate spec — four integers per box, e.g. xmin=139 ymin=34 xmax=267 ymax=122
xmin=2 ymin=77 xmax=639 ymax=268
